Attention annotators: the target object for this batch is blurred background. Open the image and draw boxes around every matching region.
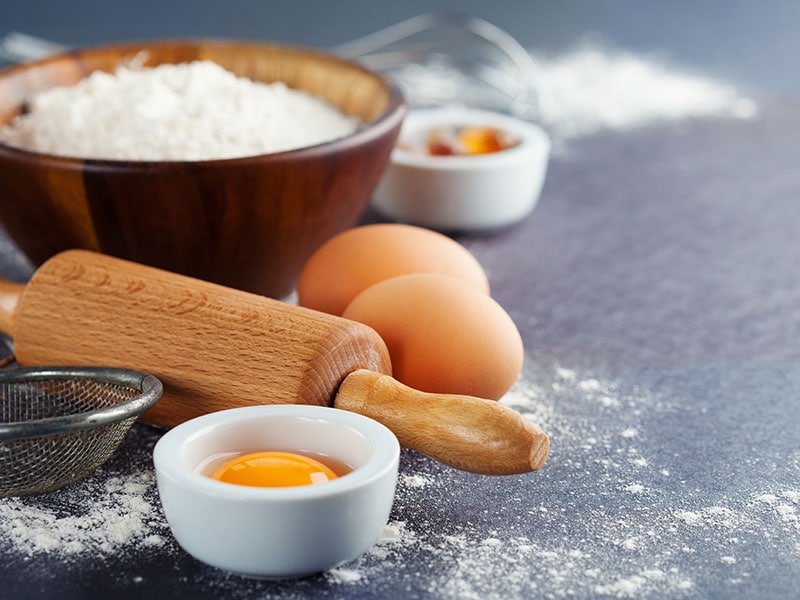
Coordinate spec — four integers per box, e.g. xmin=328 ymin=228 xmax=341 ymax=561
xmin=3 ymin=0 xmax=799 ymax=93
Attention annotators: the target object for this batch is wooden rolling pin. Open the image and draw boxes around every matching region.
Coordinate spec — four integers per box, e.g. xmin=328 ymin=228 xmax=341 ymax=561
xmin=0 ymin=250 xmax=548 ymax=475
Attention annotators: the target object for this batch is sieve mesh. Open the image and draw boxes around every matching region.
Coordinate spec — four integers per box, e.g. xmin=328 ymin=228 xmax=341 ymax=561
xmin=0 ymin=368 xmax=162 ymax=497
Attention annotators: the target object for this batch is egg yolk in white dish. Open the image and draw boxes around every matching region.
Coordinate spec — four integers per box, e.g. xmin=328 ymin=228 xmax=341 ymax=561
xmin=209 ymin=451 xmax=340 ymax=488
xmin=405 ymin=125 xmax=520 ymax=156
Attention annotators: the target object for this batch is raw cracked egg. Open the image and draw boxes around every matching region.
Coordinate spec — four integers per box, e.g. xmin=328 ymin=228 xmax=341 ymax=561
xmin=152 ymin=405 xmax=400 ymax=579
xmin=342 ymin=273 xmax=523 ymax=400
xmin=297 ymin=223 xmax=489 ymax=315
xmin=209 ymin=451 xmax=342 ymax=488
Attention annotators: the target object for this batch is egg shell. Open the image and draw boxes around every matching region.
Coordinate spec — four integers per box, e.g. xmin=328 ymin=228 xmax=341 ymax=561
xmin=297 ymin=223 xmax=490 ymax=315
xmin=342 ymin=273 xmax=523 ymax=400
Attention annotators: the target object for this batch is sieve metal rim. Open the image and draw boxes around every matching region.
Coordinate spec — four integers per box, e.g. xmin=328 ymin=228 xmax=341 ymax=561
xmin=0 ymin=366 xmax=163 ymax=441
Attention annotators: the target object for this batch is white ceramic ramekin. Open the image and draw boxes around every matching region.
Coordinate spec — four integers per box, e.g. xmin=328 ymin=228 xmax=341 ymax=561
xmin=372 ymin=106 xmax=550 ymax=232
xmin=153 ymin=405 xmax=400 ymax=579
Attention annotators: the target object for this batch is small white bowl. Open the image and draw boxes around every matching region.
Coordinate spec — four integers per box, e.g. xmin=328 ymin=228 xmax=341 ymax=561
xmin=152 ymin=405 xmax=400 ymax=579
xmin=372 ymin=106 xmax=551 ymax=232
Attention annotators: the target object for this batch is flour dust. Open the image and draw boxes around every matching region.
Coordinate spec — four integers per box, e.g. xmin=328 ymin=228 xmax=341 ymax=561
xmin=0 ymin=363 xmax=797 ymax=599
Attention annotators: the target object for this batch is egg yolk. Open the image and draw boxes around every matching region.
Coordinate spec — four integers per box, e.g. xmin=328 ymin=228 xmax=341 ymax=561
xmin=210 ymin=451 xmax=339 ymax=488
xmin=458 ymin=126 xmax=517 ymax=154
xmin=420 ymin=126 xmax=520 ymax=155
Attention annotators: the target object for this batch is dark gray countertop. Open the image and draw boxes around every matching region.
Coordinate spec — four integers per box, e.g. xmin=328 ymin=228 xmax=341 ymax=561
xmin=1 ymin=2 xmax=799 ymax=599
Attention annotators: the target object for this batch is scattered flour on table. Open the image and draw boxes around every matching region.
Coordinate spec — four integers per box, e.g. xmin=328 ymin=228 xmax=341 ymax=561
xmin=0 ymin=470 xmax=166 ymax=558
xmin=400 ymin=474 xmax=433 ymax=488
xmin=0 ymin=60 xmax=360 ymax=161
xmin=321 ymin=363 xmax=800 ymax=599
xmin=1 ymin=363 xmax=798 ymax=598
xmin=390 ymin=42 xmax=756 ymax=146
xmin=325 ymin=568 xmax=362 ymax=583
xmin=533 ymin=43 xmax=757 ymax=140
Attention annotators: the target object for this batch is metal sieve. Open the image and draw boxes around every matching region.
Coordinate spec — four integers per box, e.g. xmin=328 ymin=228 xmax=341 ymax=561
xmin=0 ymin=366 xmax=163 ymax=497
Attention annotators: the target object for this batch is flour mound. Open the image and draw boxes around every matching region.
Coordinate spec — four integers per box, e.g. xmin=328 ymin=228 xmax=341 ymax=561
xmin=0 ymin=60 xmax=360 ymax=161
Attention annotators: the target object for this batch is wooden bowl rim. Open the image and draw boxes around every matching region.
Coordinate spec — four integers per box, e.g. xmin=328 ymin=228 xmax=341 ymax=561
xmin=0 ymin=37 xmax=406 ymax=169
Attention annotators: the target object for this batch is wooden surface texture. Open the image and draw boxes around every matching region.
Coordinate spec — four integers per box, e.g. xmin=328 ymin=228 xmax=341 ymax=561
xmin=12 ymin=250 xmax=392 ymax=425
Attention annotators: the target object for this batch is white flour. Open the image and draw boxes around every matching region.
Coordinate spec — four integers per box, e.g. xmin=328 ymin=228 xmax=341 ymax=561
xmin=0 ymin=470 xmax=165 ymax=557
xmin=534 ymin=43 xmax=757 ymax=140
xmin=0 ymin=60 xmax=360 ymax=160
xmin=390 ymin=42 xmax=756 ymax=145
xmin=0 ymin=43 xmax=756 ymax=160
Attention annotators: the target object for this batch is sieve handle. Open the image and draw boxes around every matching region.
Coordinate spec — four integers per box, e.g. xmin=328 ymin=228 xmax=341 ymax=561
xmin=334 ymin=369 xmax=549 ymax=475
xmin=0 ymin=278 xmax=24 ymax=336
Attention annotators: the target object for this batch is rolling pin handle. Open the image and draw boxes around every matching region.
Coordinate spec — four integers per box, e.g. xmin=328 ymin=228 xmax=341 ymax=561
xmin=334 ymin=369 xmax=549 ymax=475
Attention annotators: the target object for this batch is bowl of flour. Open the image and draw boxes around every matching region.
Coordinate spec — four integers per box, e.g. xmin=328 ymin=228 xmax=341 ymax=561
xmin=0 ymin=39 xmax=405 ymax=299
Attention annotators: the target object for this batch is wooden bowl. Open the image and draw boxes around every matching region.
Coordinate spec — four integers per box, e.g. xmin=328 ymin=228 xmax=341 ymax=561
xmin=0 ymin=40 xmax=405 ymax=298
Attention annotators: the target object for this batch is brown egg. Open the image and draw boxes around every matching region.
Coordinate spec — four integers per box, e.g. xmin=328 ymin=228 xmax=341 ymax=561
xmin=342 ymin=273 xmax=523 ymax=400
xmin=297 ymin=223 xmax=490 ymax=315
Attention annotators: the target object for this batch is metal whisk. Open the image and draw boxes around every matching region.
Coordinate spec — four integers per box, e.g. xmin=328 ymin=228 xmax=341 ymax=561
xmin=0 ymin=366 xmax=162 ymax=497
xmin=333 ymin=12 xmax=547 ymax=121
